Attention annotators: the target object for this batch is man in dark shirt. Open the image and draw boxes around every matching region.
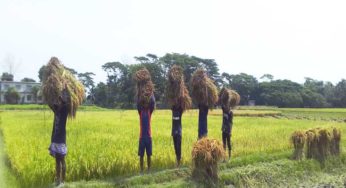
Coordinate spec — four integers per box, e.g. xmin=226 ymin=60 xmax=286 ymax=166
xmin=221 ymin=105 xmax=233 ymax=159
xmin=198 ymin=104 xmax=209 ymax=139
xmin=49 ymin=89 xmax=69 ymax=186
xmin=171 ymin=106 xmax=183 ymax=166
xmin=137 ymin=95 xmax=155 ymax=172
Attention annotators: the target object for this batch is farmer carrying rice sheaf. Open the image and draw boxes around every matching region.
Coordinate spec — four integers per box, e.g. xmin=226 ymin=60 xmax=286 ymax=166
xmin=219 ymin=88 xmax=240 ymax=159
xmin=133 ymin=68 xmax=156 ymax=172
xmin=42 ymin=57 xmax=84 ymax=186
xmin=49 ymin=88 xmax=69 ymax=186
xmin=191 ymin=69 xmax=218 ymax=139
xmin=167 ymin=65 xmax=192 ymax=166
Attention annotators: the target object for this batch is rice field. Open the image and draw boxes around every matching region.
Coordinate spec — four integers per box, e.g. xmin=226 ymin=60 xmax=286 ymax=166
xmin=0 ymin=107 xmax=346 ymax=187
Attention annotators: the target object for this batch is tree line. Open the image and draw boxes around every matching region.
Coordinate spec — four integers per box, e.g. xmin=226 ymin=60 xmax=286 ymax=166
xmin=68 ymin=53 xmax=346 ymax=108
xmin=2 ymin=53 xmax=346 ymax=108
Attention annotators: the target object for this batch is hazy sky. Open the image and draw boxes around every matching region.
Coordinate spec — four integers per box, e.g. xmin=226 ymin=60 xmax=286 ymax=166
xmin=0 ymin=0 xmax=345 ymax=84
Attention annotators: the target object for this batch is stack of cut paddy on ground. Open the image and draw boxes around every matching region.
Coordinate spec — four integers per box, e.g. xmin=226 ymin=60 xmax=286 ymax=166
xmin=291 ymin=130 xmax=306 ymax=160
xmin=331 ymin=127 xmax=341 ymax=155
xmin=190 ymin=69 xmax=218 ymax=108
xmin=166 ymin=65 xmax=191 ymax=112
xmin=42 ymin=57 xmax=85 ymax=118
xmin=191 ymin=137 xmax=225 ymax=184
xmin=219 ymin=87 xmax=241 ymax=111
xmin=305 ymin=128 xmax=341 ymax=161
xmin=133 ymin=68 xmax=155 ymax=108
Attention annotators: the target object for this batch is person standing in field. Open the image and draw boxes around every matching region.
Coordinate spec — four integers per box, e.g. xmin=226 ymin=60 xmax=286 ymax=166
xmin=171 ymin=106 xmax=183 ymax=166
xmin=137 ymin=95 xmax=155 ymax=172
xmin=167 ymin=65 xmax=192 ymax=167
xmin=221 ymin=105 xmax=233 ymax=159
xmin=190 ymin=69 xmax=218 ymax=139
xmin=49 ymin=88 xmax=69 ymax=186
xmin=219 ymin=88 xmax=240 ymax=160
xmin=198 ymin=104 xmax=209 ymax=139
xmin=133 ymin=68 xmax=156 ymax=173
xmin=42 ymin=57 xmax=84 ymax=186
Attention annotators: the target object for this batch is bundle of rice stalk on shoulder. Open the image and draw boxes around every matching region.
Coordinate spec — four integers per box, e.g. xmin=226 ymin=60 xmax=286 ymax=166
xmin=219 ymin=88 xmax=241 ymax=111
xmin=168 ymin=65 xmax=184 ymax=83
xmin=42 ymin=57 xmax=85 ymax=118
xmin=229 ymin=90 xmax=241 ymax=108
xmin=133 ymin=68 xmax=151 ymax=83
xmin=191 ymin=137 xmax=225 ymax=184
xmin=190 ymin=69 xmax=218 ymax=108
xmin=133 ymin=68 xmax=155 ymax=108
xmin=219 ymin=88 xmax=231 ymax=111
xmin=167 ymin=65 xmax=192 ymax=111
xmin=291 ymin=130 xmax=306 ymax=160
xmin=306 ymin=129 xmax=320 ymax=159
xmin=330 ymin=127 xmax=341 ymax=156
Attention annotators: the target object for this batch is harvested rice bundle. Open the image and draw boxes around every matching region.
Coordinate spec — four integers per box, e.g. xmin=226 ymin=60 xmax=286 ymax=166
xmin=291 ymin=130 xmax=306 ymax=160
xmin=306 ymin=129 xmax=320 ymax=159
xmin=166 ymin=65 xmax=192 ymax=112
xmin=191 ymin=137 xmax=225 ymax=184
xmin=168 ymin=65 xmax=184 ymax=83
xmin=42 ymin=74 xmax=64 ymax=107
xmin=219 ymin=88 xmax=231 ymax=111
xmin=229 ymin=90 xmax=241 ymax=108
xmin=219 ymin=88 xmax=241 ymax=111
xmin=133 ymin=68 xmax=151 ymax=83
xmin=317 ymin=128 xmax=332 ymax=161
xmin=133 ymin=68 xmax=155 ymax=108
xmin=190 ymin=69 xmax=218 ymax=108
xmin=331 ymin=127 xmax=341 ymax=156
xmin=42 ymin=57 xmax=85 ymax=118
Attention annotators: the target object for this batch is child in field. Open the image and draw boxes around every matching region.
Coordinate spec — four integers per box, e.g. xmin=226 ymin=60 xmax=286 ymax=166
xmin=137 ymin=95 xmax=156 ymax=172
xmin=171 ymin=105 xmax=183 ymax=166
xmin=221 ymin=105 xmax=233 ymax=159
xmin=48 ymin=88 xmax=69 ymax=186
xmin=198 ymin=104 xmax=209 ymax=139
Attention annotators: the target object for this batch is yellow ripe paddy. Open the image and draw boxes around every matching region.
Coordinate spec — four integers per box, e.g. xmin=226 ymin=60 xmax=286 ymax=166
xmin=0 ymin=107 xmax=346 ymax=187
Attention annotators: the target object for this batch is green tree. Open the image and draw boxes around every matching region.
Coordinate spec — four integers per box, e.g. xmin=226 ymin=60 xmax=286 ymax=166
xmin=93 ymin=82 xmax=109 ymax=107
xmin=260 ymin=74 xmax=274 ymax=82
xmin=78 ymin=72 xmax=95 ymax=103
xmin=21 ymin=77 xmax=36 ymax=82
xmin=304 ymin=77 xmax=324 ymax=94
xmin=65 ymin=67 xmax=78 ymax=75
xmin=101 ymin=61 xmax=130 ymax=108
xmin=38 ymin=65 xmax=46 ymax=82
xmin=1 ymin=72 xmax=14 ymax=81
xmin=160 ymin=53 xmax=220 ymax=86
xmin=259 ymin=80 xmax=303 ymax=107
xmin=4 ymin=87 xmax=20 ymax=104
xmin=323 ymin=82 xmax=337 ymax=106
xmin=334 ymin=79 xmax=346 ymax=107
xmin=224 ymin=73 xmax=259 ymax=105
xmin=301 ymin=88 xmax=328 ymax=107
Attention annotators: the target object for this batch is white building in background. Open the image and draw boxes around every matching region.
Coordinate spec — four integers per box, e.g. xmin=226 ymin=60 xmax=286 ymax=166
xmin=0 ymin=81 xmax=43 ymax=104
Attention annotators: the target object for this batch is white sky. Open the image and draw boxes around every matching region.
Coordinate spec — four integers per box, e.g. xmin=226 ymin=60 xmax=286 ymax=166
xmin=0 ymin=0 xmax=345 ymax=84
